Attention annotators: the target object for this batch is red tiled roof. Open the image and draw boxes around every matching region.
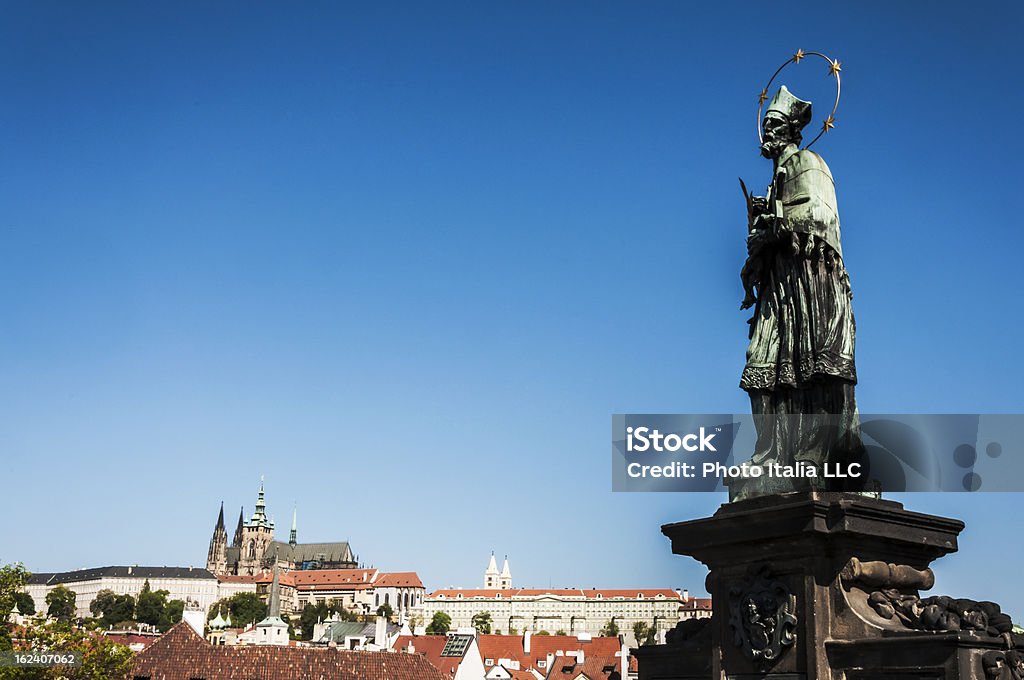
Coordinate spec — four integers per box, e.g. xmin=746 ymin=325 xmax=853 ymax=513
xmin=506 ymin=668 xmax=538 ymax=680
xmin=679 ymin=597 xmax=712 ymax=610
xmin=131 ymin=622 xmax=446 ymax=680
xmin=391 ymin=634 xmax=471 ymax=679
xmin=217 ymin=570 xmax=297 ymax=587
xmin=375 ymin=572 xmax=425 ymax=589
xmin=546 ymin=654 xmax=623 ymax=679
xmin=477 ymin=634 xmax=621 ymax=673
xmin=103 ymin=633 xmax=158 ymax=649
xmin=292 ymin=568 xmax=379 ymax=589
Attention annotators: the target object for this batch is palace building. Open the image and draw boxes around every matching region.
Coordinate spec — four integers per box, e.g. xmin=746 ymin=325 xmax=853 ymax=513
xmin=205 ymin=479 xmax=358 ymax=576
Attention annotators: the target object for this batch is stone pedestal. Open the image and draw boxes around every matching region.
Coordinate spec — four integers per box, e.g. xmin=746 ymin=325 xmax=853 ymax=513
xmin=635 ymin=493 xmax=1021 ymax=680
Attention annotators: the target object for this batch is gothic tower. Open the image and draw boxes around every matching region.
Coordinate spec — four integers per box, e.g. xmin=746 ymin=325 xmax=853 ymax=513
xmin=206 ymin=502 xmax=228 ymax=574
xmin=484 ymin=552 xmax=499 ymax=588
xmin=499 ymin=555 xmax=512 ymax=589
xmin=232 ymin=506 xmax=245 ymax=548
xmin=238 ymin=478 xmax=276 ymax=575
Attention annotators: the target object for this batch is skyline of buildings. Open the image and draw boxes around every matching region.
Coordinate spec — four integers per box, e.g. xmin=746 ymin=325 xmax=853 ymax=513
xmin=19 ymin=478 xmax=707 ymax=651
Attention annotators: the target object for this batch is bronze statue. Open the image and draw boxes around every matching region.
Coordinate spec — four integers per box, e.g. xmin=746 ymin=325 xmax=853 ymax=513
xmin=736 ymin=67 xmax=863 ymax=497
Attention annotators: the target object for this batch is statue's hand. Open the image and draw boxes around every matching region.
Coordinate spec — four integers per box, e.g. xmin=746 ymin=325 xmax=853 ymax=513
xmin=747 ymin=228 xmax=773 ymax=256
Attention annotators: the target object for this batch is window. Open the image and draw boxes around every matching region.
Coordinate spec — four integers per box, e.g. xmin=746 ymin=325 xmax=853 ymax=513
xmin=485 ymin=658 xmax=494 ymax=667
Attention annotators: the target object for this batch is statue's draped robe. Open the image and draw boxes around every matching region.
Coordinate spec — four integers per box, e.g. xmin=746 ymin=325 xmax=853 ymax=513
xmin=741 ymin=148 xmax=862 ymax=479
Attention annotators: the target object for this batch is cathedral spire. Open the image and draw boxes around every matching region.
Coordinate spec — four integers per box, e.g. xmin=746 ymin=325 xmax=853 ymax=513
xmin=289 ymin=505 xmax=297 ymax=546
xmin=248 ymin=476 xmax=272 ymax=528
xmin=233 ymin=506 xmax=244 ymax=548
xmin=207 ymin=502 xmax=229 ymax=574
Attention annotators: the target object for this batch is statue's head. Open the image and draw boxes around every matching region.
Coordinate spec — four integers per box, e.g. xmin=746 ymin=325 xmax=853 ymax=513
xmin=761 ymin=86 xmax=812 ymax=158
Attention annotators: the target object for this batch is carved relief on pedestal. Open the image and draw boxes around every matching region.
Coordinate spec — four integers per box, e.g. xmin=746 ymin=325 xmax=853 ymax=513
xmin=727 ymin=565 xmax=797 ymax=663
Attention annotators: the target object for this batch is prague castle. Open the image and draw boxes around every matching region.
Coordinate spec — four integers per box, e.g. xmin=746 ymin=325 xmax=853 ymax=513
xmin=206 ymin=480 xmax=357 ymax=576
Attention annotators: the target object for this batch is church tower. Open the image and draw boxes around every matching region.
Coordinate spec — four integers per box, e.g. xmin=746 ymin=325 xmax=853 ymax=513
xmin=206 ymin=502 xmax=228 ymax=574
xmin=484 ymin=552 xmax=499 ymax=588
xmin=289 ymin=505 xmax=298 ymax=547
xmin=232 ymin=506 xmax=245 ymax=548
xmin=499 ymin=555 xmax=512 ymax=589
xmin=238 ymin=478 xmax=276 ymax=575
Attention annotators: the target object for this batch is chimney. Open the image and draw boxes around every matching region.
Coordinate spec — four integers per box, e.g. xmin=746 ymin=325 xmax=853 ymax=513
xmin=374 ymin=615 xmax=387 ymax=648
xmin=523 ymin=629 xmax=531 ymax=653
xmin=683 ymin=588 xmax=689 ymax=602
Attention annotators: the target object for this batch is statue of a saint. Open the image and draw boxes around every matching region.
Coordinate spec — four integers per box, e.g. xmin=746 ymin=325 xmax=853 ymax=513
xmin=737 ymin=85 xmax=863 ymax=497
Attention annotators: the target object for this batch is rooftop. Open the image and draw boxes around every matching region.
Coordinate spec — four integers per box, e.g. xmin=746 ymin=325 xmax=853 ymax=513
xmin=131 ymin=622 xmax=447 ymax=680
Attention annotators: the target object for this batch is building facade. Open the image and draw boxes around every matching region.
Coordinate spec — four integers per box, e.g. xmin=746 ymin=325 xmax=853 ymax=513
xmin=214 ymin=567 xmax=425 ymax=620
xmin=26 ymin=566 xmax=220 ymax=620
xmin=420 ymin=587 xmax=688 ymax=645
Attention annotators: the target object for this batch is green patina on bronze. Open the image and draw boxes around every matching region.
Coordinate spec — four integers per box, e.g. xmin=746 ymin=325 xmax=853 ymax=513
xmin=733 ymin=85 xmax=863 ymax=501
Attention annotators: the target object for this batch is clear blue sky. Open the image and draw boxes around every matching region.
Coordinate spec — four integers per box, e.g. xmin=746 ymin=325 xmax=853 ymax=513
xmin=2 ymin=1 xmax=1023 ymax=614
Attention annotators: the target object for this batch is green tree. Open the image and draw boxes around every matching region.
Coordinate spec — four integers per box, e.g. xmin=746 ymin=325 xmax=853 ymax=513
xmin=0 ymin=562 xmax=30 ymax=624
xmin=555 ymin=629 xmax=566 ymax=636
xmin=600 ymin=619 xmax=619 ymax=637
xmin=632 ymin=621 xmax=650 ymax=646
xmin=162 ymin=599 xmax=185 ymax=629
xmin=227 ymin=592 xmax=268 ymax=628
xmin=331 ymin=600 xmax=358 ymax=621
xmin=471 ymin=611 xmax=492 ymax=634
xmin=89 ymin=590 xmax=116 ymax=619
xmin=535 ymin=630 xmax=550 ymax=635
xmin=376 ymin=602 xmax=394 ymax=619
xmin=108 ymin=595 xmax=136 ymax=627
xmin=299 ymin=603 xmax=322 ymax=640
xmin=46 ymin=585 xmax=77 ymax=622
xmin=0 ymin=618 xmax=135 ymax=680
xmin=135 ymin=580 xmax=172 ymax=626
xmin=426 ymin=611 xmax=451 ymax=634
xmin=296 ymin=601 xmax=357 ymax=640
xmin=13 ymin=591 xmax=36 ymax=616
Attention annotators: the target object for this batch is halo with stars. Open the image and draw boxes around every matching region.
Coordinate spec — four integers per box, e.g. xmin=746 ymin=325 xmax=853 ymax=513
xmin=756 ymin=49 xmax=842 ymax=150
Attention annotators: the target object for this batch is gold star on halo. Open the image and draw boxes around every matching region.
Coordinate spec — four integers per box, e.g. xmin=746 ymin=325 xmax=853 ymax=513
xmin=758 ymin=88 xmax=768 ymax=105
xmin=822 ymin=115 xmax=836 ymax=133
xmin=793 ymin=49 xmax=805 ymax=63
xmin=829 ymin=58 xmax=842 ymax=76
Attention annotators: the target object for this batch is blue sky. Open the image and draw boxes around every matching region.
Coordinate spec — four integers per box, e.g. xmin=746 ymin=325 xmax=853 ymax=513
xmin=2 ymin=1 xmax=1023 ymax=614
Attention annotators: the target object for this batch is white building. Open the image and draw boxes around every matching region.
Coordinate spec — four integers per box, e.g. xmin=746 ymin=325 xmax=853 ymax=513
xmin=421 ymin=587 xmax=693 ymax=646
xmin=26 ymin=566 xmax=220 ymax=619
